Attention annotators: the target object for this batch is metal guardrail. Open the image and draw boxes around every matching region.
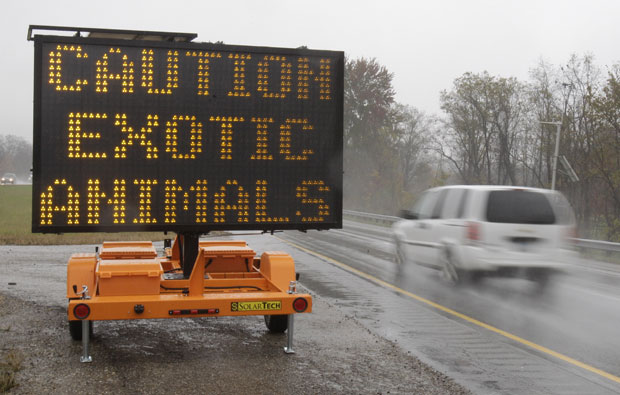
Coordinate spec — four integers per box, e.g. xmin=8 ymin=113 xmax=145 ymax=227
xmin=343 ymin=210 xmax=620 ymax=254
xmin=343 ymin=210 xmax=399 ymax=225
xmin=574 ymin=239 xmax=620 ymax=253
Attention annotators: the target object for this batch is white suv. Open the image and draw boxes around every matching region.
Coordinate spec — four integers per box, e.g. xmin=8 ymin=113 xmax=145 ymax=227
xmin=392 ymin=185 xmax=577 ymax=286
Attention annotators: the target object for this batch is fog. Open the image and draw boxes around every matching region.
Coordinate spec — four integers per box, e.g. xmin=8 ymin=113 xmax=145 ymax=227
xmin=2 ymin=0 xmax=620 ymax=141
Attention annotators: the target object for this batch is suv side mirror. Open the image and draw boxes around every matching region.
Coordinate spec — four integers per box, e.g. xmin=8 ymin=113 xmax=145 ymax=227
xmin=399 ymin=209 xmax=418 ymax=220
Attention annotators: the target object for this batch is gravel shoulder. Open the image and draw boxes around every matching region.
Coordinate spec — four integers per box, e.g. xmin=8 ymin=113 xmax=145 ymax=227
xmin=0 ymin=245 xmax=469 ymax=395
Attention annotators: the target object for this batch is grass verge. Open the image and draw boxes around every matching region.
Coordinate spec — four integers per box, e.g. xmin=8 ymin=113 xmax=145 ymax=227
xmin=579 ymin=248 xmax=620 ymax=265
xmin=0 ymin=185 xmax=167 ymax=245
xmin=0 ymin=350 xmax=23 ymax=393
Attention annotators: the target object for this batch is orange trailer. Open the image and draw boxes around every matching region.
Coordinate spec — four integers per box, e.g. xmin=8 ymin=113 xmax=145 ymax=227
xmin=66 ymin=237 xmax=311 ymax=361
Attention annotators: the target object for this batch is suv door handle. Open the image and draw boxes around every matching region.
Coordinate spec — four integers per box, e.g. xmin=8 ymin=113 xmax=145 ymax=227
xmin=417 ymin=222 xmax=430 ymax=230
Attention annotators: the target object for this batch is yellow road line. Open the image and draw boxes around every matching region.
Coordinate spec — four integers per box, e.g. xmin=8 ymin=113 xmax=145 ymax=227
xmin=276 ymin=236 xmax=620 ymax=385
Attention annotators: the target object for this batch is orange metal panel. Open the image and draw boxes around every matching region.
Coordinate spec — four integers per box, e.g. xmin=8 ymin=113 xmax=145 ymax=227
xmin=259 ymin=251 xmax=296 ymax=292
xmin=199 ymin=240 xmax=248 ymax=248
xmin=160 ymin=276 xmax=273 ymax=294
xmin=170 ymin=235 xmax=181 ymax=261
xmin=97 ymin=259 xmax=163 ymax=296
xmin=200 ymin=245 xmax=256 ymax=273
xmin=68 ymin=291 xmax=312 ymax=320
xmin=100 ymin=241 xmax=157 ymax=259
xmin=160 ymin=258 xmax=180 ymax=272
xmin=189 ymin=249 xmax=206 ymax=296
xmin=67 ymin=253 xmax=97 ymax=298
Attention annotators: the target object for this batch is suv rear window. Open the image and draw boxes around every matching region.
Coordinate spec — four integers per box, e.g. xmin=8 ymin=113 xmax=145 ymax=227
xmin=486 ymin=190 xmax=556 ymax=224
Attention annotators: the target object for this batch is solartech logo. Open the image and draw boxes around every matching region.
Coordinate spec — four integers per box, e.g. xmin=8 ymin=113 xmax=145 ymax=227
xmin=231 ymin=301 xmax=282 ymax=312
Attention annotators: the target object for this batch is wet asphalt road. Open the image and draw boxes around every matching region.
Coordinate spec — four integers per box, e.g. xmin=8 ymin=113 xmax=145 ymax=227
xmin=277 ymin=220 xmax=620 ymax=394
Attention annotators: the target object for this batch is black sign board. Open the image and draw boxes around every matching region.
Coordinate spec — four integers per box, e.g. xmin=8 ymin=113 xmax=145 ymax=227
xmin=31 ymin=31 xmax=343 ymax=233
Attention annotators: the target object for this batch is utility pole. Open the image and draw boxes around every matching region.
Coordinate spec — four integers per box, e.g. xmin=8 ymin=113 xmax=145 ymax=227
xmin=539 ymin=121 xmax=562 ymax=190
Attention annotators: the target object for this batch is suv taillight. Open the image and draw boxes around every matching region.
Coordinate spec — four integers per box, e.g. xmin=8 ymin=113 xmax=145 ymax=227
xmin=467 ymin=221 xmax=480 ymax=241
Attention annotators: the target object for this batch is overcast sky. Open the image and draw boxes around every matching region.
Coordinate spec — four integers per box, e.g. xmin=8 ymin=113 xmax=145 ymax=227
xmin=1 ymin=0 xmax=619 ymax=141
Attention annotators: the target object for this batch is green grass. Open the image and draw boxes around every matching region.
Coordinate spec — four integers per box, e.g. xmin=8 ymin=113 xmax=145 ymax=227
xmin=0 ymin=185 xmax=167 ymax=245
xmin=579 ymin=248 xmax=620 ymax=265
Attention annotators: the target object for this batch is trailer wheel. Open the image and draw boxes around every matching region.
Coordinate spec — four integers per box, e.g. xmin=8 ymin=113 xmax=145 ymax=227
xmin=69 ymin=320 xmax=93 ymax=341
xmin=264 ymin=314 xmax=288 ymax=333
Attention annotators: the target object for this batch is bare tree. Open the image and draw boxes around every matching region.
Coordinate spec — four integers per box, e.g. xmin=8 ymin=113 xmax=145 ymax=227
xmin=591 ymin=64 xmax=620 ymax=239
xmin=526 ymin=59 xmax=562 ymax=187
xmin=557 ymin=55 xmax=602 ymax=236
xmin=438 ymin=72 xmax=526 ymax=185
xmin=389 ymin=104 xmax=433 ymax=191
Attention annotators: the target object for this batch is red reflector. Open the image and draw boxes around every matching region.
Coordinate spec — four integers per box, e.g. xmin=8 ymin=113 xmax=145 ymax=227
xmin=207 ymin=308 xmax=217 ymax=314
xmin=74 ymin=303 xmax=90 ymax=319
xmin=172 ymin=310 xmax=182 ymax=315
xmin=190 ymin=309 xmax=198 ymax=314
xmin=292 ymin=297 xmax=308 ymax=313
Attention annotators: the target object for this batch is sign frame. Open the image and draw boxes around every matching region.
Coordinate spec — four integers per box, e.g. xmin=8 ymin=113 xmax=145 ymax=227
xmin=31 ymin=31 xmax=343 ymax=233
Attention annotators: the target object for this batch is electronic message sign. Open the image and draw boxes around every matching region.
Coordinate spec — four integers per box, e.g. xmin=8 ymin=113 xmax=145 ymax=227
xmin=31 ymin=31 xmax=343 ymax=233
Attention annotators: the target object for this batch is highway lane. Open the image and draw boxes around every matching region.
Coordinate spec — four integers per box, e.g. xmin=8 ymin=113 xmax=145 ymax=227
xmin=277 ymin=220 xmax=620 ymax=394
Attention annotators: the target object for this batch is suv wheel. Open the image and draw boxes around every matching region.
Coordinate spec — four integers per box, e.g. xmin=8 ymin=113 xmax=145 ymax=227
xmin=527 ymin=268 xmax=552 ymax=292
xmin=394 ymin=237 xmax=407 ymax=265
xmin=440 ymin=249 xmax=460 ymax=285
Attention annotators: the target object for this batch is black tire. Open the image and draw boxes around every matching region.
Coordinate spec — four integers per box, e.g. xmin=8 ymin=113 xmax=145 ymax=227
xmin=528 ymin=268 xmax=552 ymax=293
xmin=440 ymin=248 xmax=484 ymax=286
xmin=264 ymin=314 xmax=288 ymax=333
xmin=69 ymin=320 xmax=93 ymax=341
xmin=440 ymin=249 xmax=461 ymax=285
xmin=463 ymin=270 xmax=483 ymax=284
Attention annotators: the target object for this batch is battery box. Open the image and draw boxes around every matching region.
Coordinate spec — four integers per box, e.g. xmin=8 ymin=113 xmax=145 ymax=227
xmin=96 ymin=241 xmax=162 ymax=296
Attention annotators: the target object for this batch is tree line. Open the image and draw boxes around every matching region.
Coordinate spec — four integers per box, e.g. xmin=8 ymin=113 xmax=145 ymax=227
xmin=344 ymin=55 xmax=620 ymax=241
xmin=0 ymin=135 xmax=32 ymax=182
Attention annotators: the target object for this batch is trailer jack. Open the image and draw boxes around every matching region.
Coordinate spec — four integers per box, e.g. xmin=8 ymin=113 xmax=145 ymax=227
xmin=80 ymin=319 xmax=92 ymax=363
xmin=284 ymin=281 xmax=297 ymax=354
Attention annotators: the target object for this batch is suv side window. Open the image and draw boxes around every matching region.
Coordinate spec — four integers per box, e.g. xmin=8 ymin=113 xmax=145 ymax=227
xmin=440 ymin=189 xmax=465 ymax=219
xmin=409 ymin=192 xmax=427 ymax=218
xmin=431 ymin=188 xmax=449 ymax=219
xmin=416 ymin=190 xmax=440 ymax=219
xmin=457 ymin=189 xmax=470 ymax=218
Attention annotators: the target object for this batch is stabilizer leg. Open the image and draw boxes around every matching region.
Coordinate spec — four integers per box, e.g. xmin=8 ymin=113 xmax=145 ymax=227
xmin=284 ymin=314 xmax=295 ymax=354
xmin=80 ymin=320 xmax=92 ymax=363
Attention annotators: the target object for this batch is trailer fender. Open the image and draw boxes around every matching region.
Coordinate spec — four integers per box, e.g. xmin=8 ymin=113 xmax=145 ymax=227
xmin=67 ymin=253 xmax=97 ymax=299
xmin=260 ymin=251 xmax=296 ymax=292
